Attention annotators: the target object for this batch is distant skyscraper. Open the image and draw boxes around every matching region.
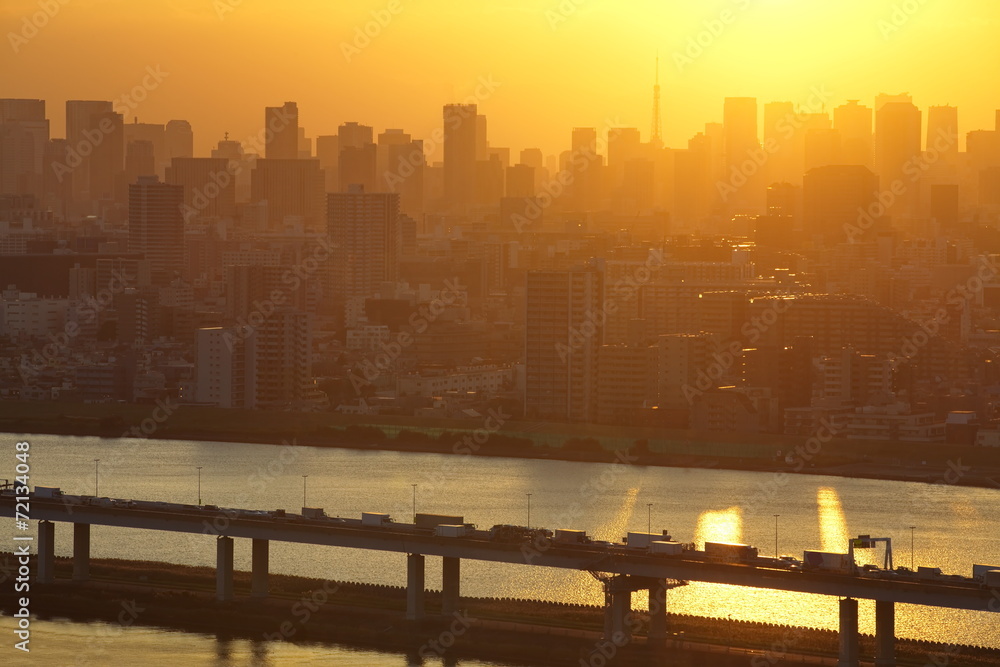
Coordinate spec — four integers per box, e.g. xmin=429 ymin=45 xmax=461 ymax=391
xmin=327 ymin=186 xmax=401 ymax=308
xmin=195 ymin=327 xmax=256 ymax=409
xmin=165 ymin=120 xmax=194 ymax=162
xmin=927 ymin=106 xmax=959 ymax=167
xmin=834 ymin=100 xmax=874 ymax=168
xmin=264 ymin=102 xmax=299 ymax=160
xmin=128 ymin=175 xmax=184 ymax=286
xmin=803 ymin=165 xmax=880 ymax=245
xmin=124 ymin=120 xmax=166 ymax=175
xmin=0 ymin=99 xmax=48 ymax=198
xmin=723 ymin=97 xmax=759 ymax=171
xmin=339 ymin=121 xmax=374 ymax=149
xmin=253 ymin=308 xmax=316 ymax=409
xmin=250 ymin=159 xmax=325 ymax=231
xmin=338 ymin=143 xmax=377 ymax=193
xmin=875 ymin=96 xmax=922 ymax=217
xmin=525 ymin=267 xmax=603 ymax=423
xmin=65 ymin=100 xmax=117 ymax=204
xmin=651 ymin=55 xmax=663 ymax=147
xmin=87 ymin=110 xmax=124 ymax=203
xmin=166 ymin=157 xmax=238 ymax=221
xmin=443 ymin=104 xmax=477 ymax=210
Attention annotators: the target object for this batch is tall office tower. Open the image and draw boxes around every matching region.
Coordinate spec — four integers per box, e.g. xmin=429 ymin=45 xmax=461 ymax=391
xmin=327 ymin=187 xmax=401 ymax=310
xmin=875 ymin=96 xmax=922 ymax=218
xmin=927 ymin=106 xmax=959 ymax=167
xmin=338 ymin=143 xmax=377 ymax=192
xmin=443 ymin=104 xmax=478 ymax=210
xmin=723 ymin=97 xmax=762 ymax=209
xmin=475 ymin=154 xmax=504 ymax=207
xmin=385 ymin=139 xmax=424 ymax=217
xmin=506 ymin=164 xmax=535 ymax=198
xmin=315 ymin=134 xmax=339 ymax=191
xmin=250 ymin=159 xmax=325 ymax=231
xmin=377 ymin=129 xmax=411 ymax=177
xmin=804 ymin=128 xmax=842 ymax=172
xmin=766 ymin=182 xmax=801 ymax=219
xmin=253 ymin=308 xmax=315 ymax=409
xmin=0 ymin=99 xmax=48 ymax=198
xmin=120 ymin=140 xmax=156 ymax=202
xmin=297 ymin=127 xmax=312 ymax=158
xmin=568 ymin=127 xmax=602 ymax=210
xmin=930 ymin=184 xmax=959 ymax=228
xmin=166 ymin=157 xmax=237 ymax=221
xmin=165 ymin=120 xmax=194 ymax=162
xmin=520 ymin=148 xmax=545 ymax=191
xmin=724 ymin=97 xmax=759 ymax=171
xmin=128 ymin=175 xmax=184 ymax=286
xmin=264 ymin=102 xmax=299 ymax=160
xmin=224 ymin=264 xmax=307 ymax=320
xmin=124 ymin=120 xmax=166 ymax=174
xmin=606 ymin=127 xmax=640 ymax=194
xmin=65 ymin=101 xmax=116 ymax=203
xmin=655 ymin=333 xmax=714 ymax=410
xmin=672 ymin=132 xmax=713 ymax=225
xmin=195 ymin=327 xmax=256 ymax=409
xmin=87 ymin=110 xmax=124 ymax=204
xmin=834 ymin=100 xmax=874 ymax=168
xmin=524 ymin=267 xmax=604 ymax=423
xmin=803 ymin=165 xmax=880 ymax=245
xmin=476 ymin=114 xmax=489 ymax=161
xmin=211 ymin=136 xmax=251 ymax=203
xmin=763 ymin=101 xmax=797 ymax=184
xmin=338 ymin=121 xmax=374 ymax=149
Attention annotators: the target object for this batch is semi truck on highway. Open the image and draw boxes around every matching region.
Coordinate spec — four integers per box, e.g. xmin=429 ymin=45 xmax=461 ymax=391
xmin=704 ymin=542 xmax=759 ymax=562
xmin=803 ymin=550 xmax=855 ymax=573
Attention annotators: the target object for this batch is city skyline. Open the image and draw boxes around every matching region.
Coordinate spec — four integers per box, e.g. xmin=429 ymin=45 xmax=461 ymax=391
xmin=3 ymin=0 xmax=999 ymax=157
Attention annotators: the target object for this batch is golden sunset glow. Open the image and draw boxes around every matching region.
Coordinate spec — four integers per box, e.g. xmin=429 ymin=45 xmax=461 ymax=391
xmin=3 ymin=0 xmax=997 ymax=155
xmin=695 ymin=506 xmax=743 ymax=546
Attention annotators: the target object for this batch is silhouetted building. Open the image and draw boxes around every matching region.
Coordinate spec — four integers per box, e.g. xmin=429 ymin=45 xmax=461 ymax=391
xmin=264 ymin=102 xmax=299 ymax=160
xmin=128 ymin=175 xmax=184 ymax=286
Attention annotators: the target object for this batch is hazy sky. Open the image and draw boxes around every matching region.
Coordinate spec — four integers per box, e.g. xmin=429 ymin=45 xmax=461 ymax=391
xmin=2 ymin=0 xmax=997 ymax=157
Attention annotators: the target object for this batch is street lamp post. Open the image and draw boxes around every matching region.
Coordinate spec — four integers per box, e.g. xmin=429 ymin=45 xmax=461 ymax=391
xmin=411 ymin=484 xmax=417 ymax=523
xmin=196 ymin=466 xmax=203 ymax=505
xmin=302 ymin=476 xmax=308 ymax=508
xmin=526 ymin=493 xmax=532 ymax=528
xmin=94 ymin=459 xmax=100 ymax=496
xmin=909 ymin=526 xmax=916 ymax=570
xmin=647 ymin=503 xmax=653 ymax=535
xmin=774 ymin=514 xmax=780 ymax=558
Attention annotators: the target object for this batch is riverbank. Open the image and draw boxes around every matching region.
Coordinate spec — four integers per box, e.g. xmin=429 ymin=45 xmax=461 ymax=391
xmin=2 ymin=400 xmax=1000 ymax=490
xmin=2 ymin=555 xmax=997 ymax=666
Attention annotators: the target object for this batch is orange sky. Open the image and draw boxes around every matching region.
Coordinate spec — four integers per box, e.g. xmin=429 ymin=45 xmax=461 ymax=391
xmin=2 ymin=0 xmax=997 ymax=158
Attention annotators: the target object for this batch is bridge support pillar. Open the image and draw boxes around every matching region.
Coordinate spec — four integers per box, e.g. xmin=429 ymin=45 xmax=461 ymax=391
xmin=441 ymin=557 xmax=460 ymax=616
xmin=838 ymin=597 xmax=860 ymax=667
xmin=875 ymin=600 xmax=896 ymax=666
xmin=72 ymin=523 xmax=90 ymax=582
xmin=251 ymin=539 xmax=269 ymax=599
xmin=37 ymin=520 xmax=55 ymax=584
xmin=603 ymin=576 xmax=632 ymax=643
xmin=406 ymin=554 xmax=425 ymax=621
xmin=216 ymin=536 xmax=234 ymax=602
xmin=648 ymin=579 xmax=668 ymax=644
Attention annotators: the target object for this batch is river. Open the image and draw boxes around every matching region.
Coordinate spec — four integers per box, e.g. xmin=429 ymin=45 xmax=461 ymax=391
xmin=2 ymin=433 xmax=999 ymax=662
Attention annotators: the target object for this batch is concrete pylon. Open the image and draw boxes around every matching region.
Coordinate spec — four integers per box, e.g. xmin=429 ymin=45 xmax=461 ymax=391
xmin=875 ymin=600 xmax=896 ymax=666
xmin=406 ymin=554 xmax=425 ymax=621
xmin=838 ymin=597 xmax=860 ymax=667
xmin=72 ymin=523 xmax=91 ymax=581
xmin=37 ymin=520 xmax=55 ymax=584
xmin=442 ymin=557 xmax=460 ymax=616
xmin=251 ymin=539 xmax=269 ymax=599
xmin=648 ymin=579 xmax=668 ymax=644
xmin=216 ymin=536 xmax=234 ymax=602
